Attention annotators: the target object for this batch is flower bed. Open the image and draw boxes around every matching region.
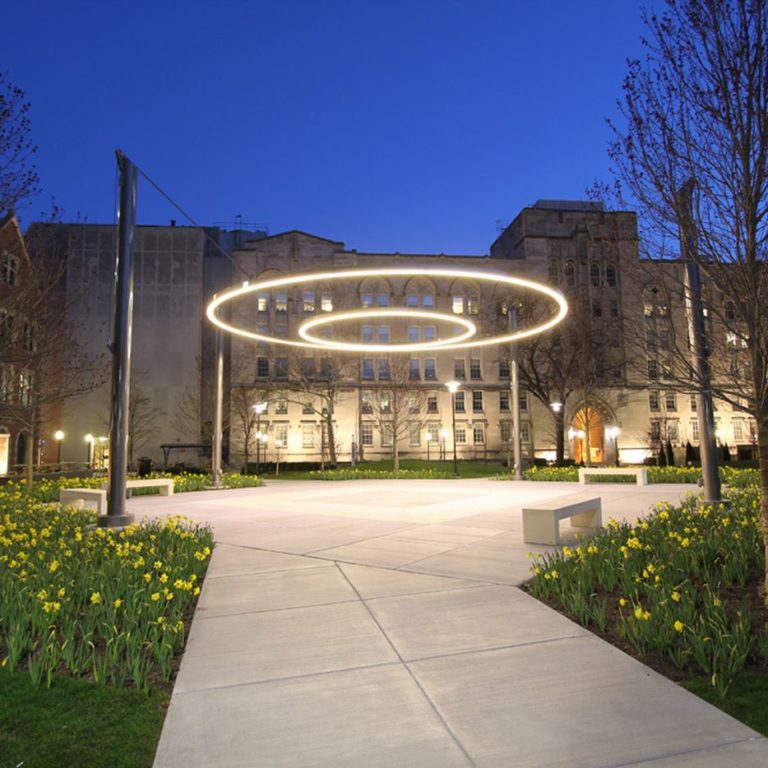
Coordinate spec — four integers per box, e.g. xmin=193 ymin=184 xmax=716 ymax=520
xmin=527 ymin=486 xmax=767 ymax=697
xmin=308 ymin=467 xmax=451 ymax=480
xmin=517 ymin=465 xmax=756 ymax=485
xmin=0 ymin=501 xmax=214 ymax=691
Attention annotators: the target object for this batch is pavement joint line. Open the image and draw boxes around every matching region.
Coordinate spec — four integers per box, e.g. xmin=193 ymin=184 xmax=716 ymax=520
xmin=334 ymin=561 xmax=479 ymax=768
xmin=172 ymin=659 xmax=405 ymax=697
xmin=205 ymin=563 xmax=335 ymax=580
xmin=193 ymin=596 xmax=362 ymax=621
xmin=608 ymin=735 xmax=768 ymax=767
xmin=393 ymin=565 xmax=526 ymax=588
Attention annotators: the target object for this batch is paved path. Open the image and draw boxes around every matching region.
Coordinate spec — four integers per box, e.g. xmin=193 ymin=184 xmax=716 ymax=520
xmin=134 ymin=479 xmax=768 ymax=767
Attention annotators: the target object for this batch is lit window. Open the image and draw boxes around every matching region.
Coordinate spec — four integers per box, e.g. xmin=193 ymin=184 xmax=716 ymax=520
xmin=361 ymin=391 xmax=373 ymax=414
xmin=19 ymin=370 xmax=32 ymax=407
xmin=361 ymin=293 xmax=373 ymax=308
xmin=257 ymin=293 xmax=269 ymax=312
xmin=275 ymin=292 xmax=288 ymax=312
xmin=452 ymin=296 xmax=464 ymax=314
xmin=379 ymin=393 xmax=391 ymax=413
xmin=467 ymin=296 xmax=479 ymax=315
xmin=303 ymin=291 xmax=315 ymax=312
xmin=274 ymin=423 xmax=288 ymax=444
xmin=275 ymin=398 xmax=288 ymax=415
xmin=321 ymin=292 xmax=333 ymax=312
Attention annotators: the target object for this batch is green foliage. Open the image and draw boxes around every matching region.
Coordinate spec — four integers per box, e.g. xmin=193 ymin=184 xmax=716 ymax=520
xmin=519 ymin=465 xmax=759 ymax=487
xmin=0 ymin=668 xmax=167 ymax=767
xmin=0 ymin=500 xmax=214 ymax=691
xmin=528 ymin=488 xmax=765 ymax=698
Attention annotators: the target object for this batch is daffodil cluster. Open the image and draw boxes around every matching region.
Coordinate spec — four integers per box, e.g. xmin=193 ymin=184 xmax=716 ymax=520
xmin=529 ymin=484 xmax=765 ymax=698
xmin=0 ymin=498 xmax=214 ymax=691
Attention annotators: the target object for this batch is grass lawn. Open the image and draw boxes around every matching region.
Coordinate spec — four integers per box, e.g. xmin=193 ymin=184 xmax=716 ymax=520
xmin=682 ymin=671 xmax=768 ymax=736
xmin=272 ymin=458 xmax=508 ymax=479
xmin=0 ymin=669 xmax=168 ymax=768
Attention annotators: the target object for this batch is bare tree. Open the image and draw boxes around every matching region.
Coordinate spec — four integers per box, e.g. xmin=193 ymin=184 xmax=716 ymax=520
xmin=0 ymin=73 xmax=39 ymax=217
xmin=605 ymin=0 xmax=768 ymax=595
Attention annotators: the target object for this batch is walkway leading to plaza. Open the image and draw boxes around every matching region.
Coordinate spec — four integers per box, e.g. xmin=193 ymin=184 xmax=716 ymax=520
xmin=139 ymin=479 xmax=768 ymax=767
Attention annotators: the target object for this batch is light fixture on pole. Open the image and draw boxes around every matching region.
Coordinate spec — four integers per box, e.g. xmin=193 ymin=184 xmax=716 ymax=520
xmin=54 ymin=430 xmax=65 ymax=466
xmin=425 ymin=432 xmax=432 ymax=461
xmin=85 ymin=434 xmax=94 ymax=469
xmin=445 ymin=381 xmax=460 ymax=477
xmin=253 ymin=402 xmax=267 ymax=474
xmin=274 ymin=439 xmax=283 ymax=476
xmin=550 ymin=401 xmax=563 ymax=413
xmin=440 ymin=428 xmax=449 ymax=462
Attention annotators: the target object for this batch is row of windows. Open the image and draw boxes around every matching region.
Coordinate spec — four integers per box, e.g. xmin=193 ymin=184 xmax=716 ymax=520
xmin=1 ymin=253 xmax=19 ymax=287
xmin=0 ymin=312 xmax=37 ymax=352
xmin=0 ymin=366 xmax=33 ymax=407
xmin=650 ymin=418 xmax=755 ymax=444
xmin=549 ymin=260 xmax=619 ymax=289
xmin=359 ymin=421 xmax=532 ymax=448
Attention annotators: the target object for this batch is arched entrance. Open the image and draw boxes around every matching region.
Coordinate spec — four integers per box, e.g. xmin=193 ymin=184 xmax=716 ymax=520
xmin=0 ymin=429 xmax=9 ymax=475
xmin=571 ymin=407 xmax=605 ymax=465
xmin=16 ymin=432 xmax=27 ymax=468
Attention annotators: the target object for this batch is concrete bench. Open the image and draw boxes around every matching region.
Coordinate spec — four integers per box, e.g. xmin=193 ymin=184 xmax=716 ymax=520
xmin=100 ymin=478 xmax=175 ymax=496
xmin=59 ymin=488 xmax=107 ymax=515
xmin=523 ymin=495 xmax=602 ymax=545
xmin=578 ymin=467 xmax=648 ymax=485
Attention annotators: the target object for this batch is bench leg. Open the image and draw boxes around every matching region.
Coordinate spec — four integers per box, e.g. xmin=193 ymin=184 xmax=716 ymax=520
xmin=159 ymin=485 xmax=174 ymax=496
xmin=523 ymin=510 xmax=560 ymax=545
xmin=571 ymin=505 xmax=602 ymax=530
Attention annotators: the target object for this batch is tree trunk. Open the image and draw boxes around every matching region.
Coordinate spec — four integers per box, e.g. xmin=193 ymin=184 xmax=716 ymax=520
xmin=757 ymin=409 xmax=768 ymax=606
xmin=555 ymin=410 xmax=565 ymax=466
xmin=326 ymin=406 xmax=337 ymax=466
xmin=393 ymin=441 xmax=399 ymax=472
xmin=25 ymin=427 xmax=34 ymax=485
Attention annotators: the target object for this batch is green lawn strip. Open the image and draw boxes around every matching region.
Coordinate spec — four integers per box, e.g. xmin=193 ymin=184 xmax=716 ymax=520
xmin=0 ymin=669 xmax=168 ymax=768
xmin=681 ymin=671 xmax=768 ymax=737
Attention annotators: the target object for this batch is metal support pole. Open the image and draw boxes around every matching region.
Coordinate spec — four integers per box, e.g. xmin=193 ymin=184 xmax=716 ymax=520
xmin=103 ymin=150 xmax=136 ymax=527
xmin=451 ymin=392 xmax=458 ymax=477
xmin=510 ymin=305 xmax=523 ymax=480
xmin=678 ymin=181 xmax=721 ymax=504
xmin=211 ymin=328 xmax=224 ymax=488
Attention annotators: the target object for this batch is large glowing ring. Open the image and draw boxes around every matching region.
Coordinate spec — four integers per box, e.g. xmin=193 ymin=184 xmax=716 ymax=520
xmin=206 ymin=267 xmax=568 ymax=350
xmin=298 ymin=309 xmax=477 ymax=352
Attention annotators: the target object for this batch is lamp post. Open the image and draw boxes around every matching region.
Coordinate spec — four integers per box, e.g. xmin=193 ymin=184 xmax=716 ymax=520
xmin=85 ymin=434 xmax=94 ymax=469
xmin=440 ymin=429 xmax=449 ymax=461
xmin=425 ymin=432 xmax=432 ymax=462
xmin=54 ymin=430 xmax=65 ymax=466
xmin=606 ymin=426 xmax=620 ymax=466
xmin=446 ymin=381 xmax=460 ymax=477
xmin=274 ymin=439 xmax=283 ymax=476
xmin=253 ymin=402 xmax=267 ymax=474
xmin=509 ymin=304 xmax=523 ymax=480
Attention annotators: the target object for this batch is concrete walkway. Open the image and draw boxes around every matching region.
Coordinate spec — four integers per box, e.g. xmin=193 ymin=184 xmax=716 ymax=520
xmin=134 ymin=479 xmax=768 ymax=767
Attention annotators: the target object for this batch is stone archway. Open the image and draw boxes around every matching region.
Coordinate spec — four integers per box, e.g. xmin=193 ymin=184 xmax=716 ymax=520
xmin=571 ymin=407 xmax=605 ymax=465
xmin=0 ymin=429 xmax=8 ymax=475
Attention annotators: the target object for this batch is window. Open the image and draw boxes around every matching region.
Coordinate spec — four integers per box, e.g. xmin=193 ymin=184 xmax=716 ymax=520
xmin=409 ymin=423 xmax=421 ymax=446
xmin=565 ymin=261 xmax=576 ymax=287
xmin=361 ymin=423 xmax=373 ymax=446
xmin=303 ymin=291 xmax=315 ymax=312
xmin=499 ymin=390 xmax=510 ymax=412
xmin=301 ymin=357 xmax=315 ymax=378
xmin=649 ymin=390 xmax=660 ymax=412
xmin=454 ymin=391 xmax=466 ymax=413
xmin=500 ymin=421 xmax=511 ymax=443
xmin=470 ymin=358 xmax=482 ymax=380
xmin=381 ymin=425 xmax=393 ymax=447
xmin=378 ymin=326 xmax=389 ymax=343
xmin=361 ymin=358 xmax=374 ymax=380
xmin=378 ymin=358 xmax=390 ymax=380
xmin=590 ymin=262 xmax=601 ymax=287
xmin=472 ymin=391 xmax=483 ymax=412
xmin=408 ymin=358 xmax=420 ymax=381
xmin=275 ymin=357 xmax=288 ymax=380
xmin=302 ymin=399 xmax=314 ymax=415
xmin=454 ymin=359 xmax=466 ymax=379
xmin=665 ymin=391 xmax=677 ymax=411
xmin=424 ymin=358 xmax=437 ymax=381
xmin=519 ymin=391 xmax=528 ymax=411
xmin=408 ymin=396 xmax=420 ymax=414
xmin=302 ymin=424 xmax=315 ymax=448
xmin=321 ymin=292 xmax=333 ymax=312
xmin=379 ymin=392 xmax=391 ymax=413
xmin=0 ymin=365 xmax=10 ymax=402
xmin=548 ymin=261 xmax=559 ymax=284
xmin=274 ymin=423 xmax=288 ymax=445
xmin=377 ymin=293 xmax=389 ymax=307
xmin=427 ymin=393 xmax=438 ymax=413
xmin=473 ymin=424 xmax=485 ymax=445
xmin=650 ymin=420 xmax=661 ymax=441
xmin=257 ymin=293 xmax=269 ymax=312
xmin=499 ymin=358 xmax=510 ymax=379
xmin=606 ymin=264 xmax=617 ymax=287
xmin=452 ymin=296 xmax=464 ymax=314
xmin=361 ymin=325 xmax=374 ymax=343
xmin=361 ymin=391 xmax=373 ymax=414
xmin=455 ymin=425 xmax=467 ymax=444
xmin=18 ymin=371 xmax=32 ymax=407
xmin=648 ymin=359 xmax=659 ymax=380
xmin=521 ymin=423 xmax=531 ymax=444
xmin=275 ymin=292 xmax=288 ymax=312
xmin=690 ymin=394 xmax=697 ymax=412
xmin=256 ymin=357 xmax=269 ymax=378
xmin=608 ymin=299 xmax=619 ymax=318
xmin=426 ymin=423 xmax=440 ymax=442
xmin=406 ymin=293 xmax=419 ymax=308
xmin=467 ymin=296 xmax=479 ymax=315
xmin=733 ymin=419 xmax=744 ymax=441
xmin=407 ymin=325 xmax=419 ymax=342
xmin=1 ymin=254 xmax=18 ymax=287
xmin=275 ymin=398 xmax=288 ymax=415
xmin=423 ymin=293 xmax=434 ymax=308
xmin=661 ymin=361 xmax=673 ymax=380
xmin=423 ymin=326 xmax=436 ymax=342
xmin=0 ymin=312 xmax=12 ymax=342
xmin=275 ymin=323 xmax=288 ymax=337
xmin=691 ymin=419 xmax=700 ymax=441
xmin=361 ymin=293 xmax=373 ymax=308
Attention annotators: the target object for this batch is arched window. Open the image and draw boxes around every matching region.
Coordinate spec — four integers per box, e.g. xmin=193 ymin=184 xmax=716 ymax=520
xmin=548 ymin=260 xmax=559 ymax=285
xmin=565 ymin=261 xmax=576 ymax=287
xmin=590 ymin=262 xmax=601 ymax=287
xmin=606 ymin=263 xmax=617 ymax=287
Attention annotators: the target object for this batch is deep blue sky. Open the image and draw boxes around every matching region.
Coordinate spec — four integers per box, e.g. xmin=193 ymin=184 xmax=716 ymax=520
xmin=5 ymin=0 xmax=653 ymax=254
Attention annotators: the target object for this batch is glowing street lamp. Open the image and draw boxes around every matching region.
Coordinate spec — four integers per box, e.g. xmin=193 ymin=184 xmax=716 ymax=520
xmin=54 ymin=430 xmax=65 ymax=466
xmin=85 ymin=434 xmax=94 ymax=469
xmin=446 ymin=381 xmax=460 ymax=477
xmin=253 ymin=402 xmax=267 ymax=474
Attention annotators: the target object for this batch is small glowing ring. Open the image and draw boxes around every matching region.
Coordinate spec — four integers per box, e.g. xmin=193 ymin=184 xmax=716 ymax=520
xmin=298 ymin=309 xmax=477 ymax=352
xmin=206 ymin=267 xmax=568 ymax=350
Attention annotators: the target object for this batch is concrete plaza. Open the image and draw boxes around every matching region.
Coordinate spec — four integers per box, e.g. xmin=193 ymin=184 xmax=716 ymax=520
xmin=138 ymin=478 xmax=768 ymax=767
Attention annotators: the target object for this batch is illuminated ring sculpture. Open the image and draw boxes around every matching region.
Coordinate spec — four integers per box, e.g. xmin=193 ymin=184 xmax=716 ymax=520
xmin=299 ymin=309 xmax=477 ymax=352
xmin=206 ymin=268 xmax=568 ymax=351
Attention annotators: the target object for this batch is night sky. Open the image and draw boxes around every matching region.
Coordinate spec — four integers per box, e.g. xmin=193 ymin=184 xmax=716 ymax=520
xmin=5 ymin=0 xmax=653 ymax=254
